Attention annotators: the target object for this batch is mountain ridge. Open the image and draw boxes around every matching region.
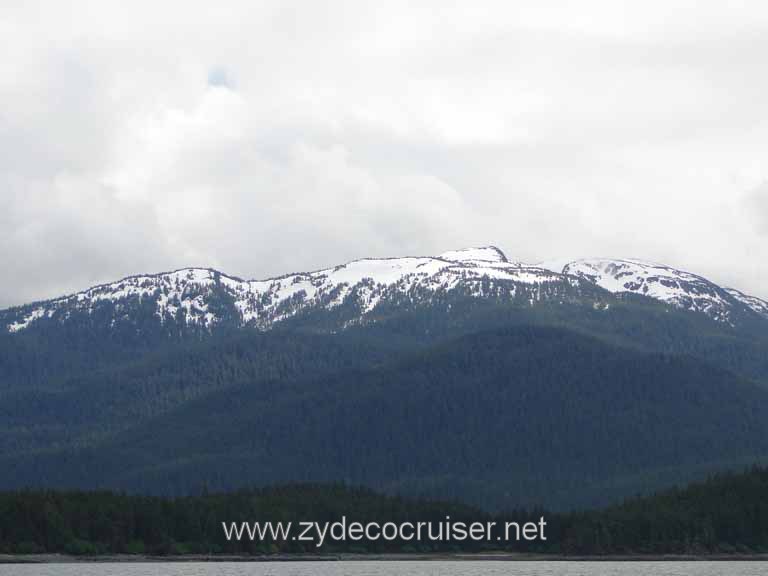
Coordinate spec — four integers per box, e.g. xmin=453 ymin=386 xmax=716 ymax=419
xmin=3 ymin=246 xmax=767 ymax=334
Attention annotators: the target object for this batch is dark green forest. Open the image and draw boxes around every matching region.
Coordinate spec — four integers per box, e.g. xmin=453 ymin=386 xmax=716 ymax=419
xmin=3 ymin=466 xmax=768 ymax=556
xmin=4 ymin=296 xmax=768 ymax=510
xmin=0 ymin=292 xmax=768 ymax=512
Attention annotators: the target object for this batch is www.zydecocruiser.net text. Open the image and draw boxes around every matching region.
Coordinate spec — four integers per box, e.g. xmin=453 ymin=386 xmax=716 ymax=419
xmin=222 ymin=516 xmax=547 ymax=548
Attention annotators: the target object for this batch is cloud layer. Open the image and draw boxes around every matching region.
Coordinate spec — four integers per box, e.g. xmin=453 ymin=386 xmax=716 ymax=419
xmin=1 ymin=1 xmax=768 ymax=306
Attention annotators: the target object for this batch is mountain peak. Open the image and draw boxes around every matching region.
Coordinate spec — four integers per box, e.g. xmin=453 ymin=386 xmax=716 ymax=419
xmin=438 ymin=246 xmax=509 ymax=264
xmin=560 ymin=258 xmax=737 ymax=321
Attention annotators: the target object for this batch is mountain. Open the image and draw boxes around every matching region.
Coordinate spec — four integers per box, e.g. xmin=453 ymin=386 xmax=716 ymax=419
xmin=3 ymin=247 xmax=767 ymax=336
xmin=542 ymin=257 xmax=768 ymax=324
xmin=726 ymin=286 xmax=768 ymax=318
xmin=2 ymin=246 xmax=768 ymax=510
xmin=0 ymin=247 xmax=588 ymax=335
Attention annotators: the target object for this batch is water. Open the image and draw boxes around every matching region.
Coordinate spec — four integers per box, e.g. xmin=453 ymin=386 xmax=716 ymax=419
xmin=2 ymin=562 xmax=767 ymax=576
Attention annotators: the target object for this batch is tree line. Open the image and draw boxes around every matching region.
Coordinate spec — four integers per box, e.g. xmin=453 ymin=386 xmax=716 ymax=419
xmin=2 ymin=466 xmax=768 ymax=556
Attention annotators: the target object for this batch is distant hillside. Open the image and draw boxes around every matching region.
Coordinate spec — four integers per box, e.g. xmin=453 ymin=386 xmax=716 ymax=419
xmin=4 ymin=323 xmax=768 ymax=510
xmin=555 ymin=465 xmax=768 ymax=554
xmin=3 ymin=466 xmax=768 ymax=556
xmin=3 ymin=247 xmax=768 ymax=510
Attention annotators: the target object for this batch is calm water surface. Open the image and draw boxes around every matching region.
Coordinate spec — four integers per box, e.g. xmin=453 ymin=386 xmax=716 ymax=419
xmin=3 ymin=562 xmax=767 ymax=576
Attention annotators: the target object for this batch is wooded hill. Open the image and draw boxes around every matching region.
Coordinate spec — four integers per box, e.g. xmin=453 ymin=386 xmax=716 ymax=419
xmin=3 ymin=466 xmax=768 ymax=556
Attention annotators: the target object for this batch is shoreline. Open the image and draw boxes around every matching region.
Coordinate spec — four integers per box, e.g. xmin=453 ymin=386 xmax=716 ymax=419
xmin=3 ymin=553 xmax=768 ymax=564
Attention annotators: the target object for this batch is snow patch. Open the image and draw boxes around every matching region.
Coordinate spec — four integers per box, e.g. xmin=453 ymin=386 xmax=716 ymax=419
xmin=725 ymin=287 xmax=768 ymax=318
xmin=439 ymin=246 xmax=509 ymax=264
xmin=562 ymin=258 xmax=734 ymax=321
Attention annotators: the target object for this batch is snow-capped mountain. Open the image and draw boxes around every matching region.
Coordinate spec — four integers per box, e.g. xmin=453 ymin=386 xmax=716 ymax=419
xmin=725 ymin=287 xmax=768 ymax=319
xmin=540 ymin=258 xmax=766 ymax=324
xmin=1 ymin=247 xmax=585 ymax=334
xmin=2 ymin=247 xmax=767 ymax=334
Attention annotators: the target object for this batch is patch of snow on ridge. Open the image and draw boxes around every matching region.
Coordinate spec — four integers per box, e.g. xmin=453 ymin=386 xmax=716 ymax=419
xmin=5 ymin=268 xmax=233 ymax=332
xmin=725 ymin=287 xmax=768 ymax=318
xmin=535 ymin=258 xmax=576 ymax=275
xmin=236 ymin=254 xmax=563 ymax=325
xmin=439 ymin=246 xmax=509 ymax=263
xmin=561 ymin=258 xmax=734 ymax=321
xmin=8 ymin=308 xmax=48 ymax=333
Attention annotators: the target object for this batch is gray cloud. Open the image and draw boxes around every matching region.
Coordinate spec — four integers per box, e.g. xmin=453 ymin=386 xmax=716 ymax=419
xmin=1 ymin=1 xmax=768 ymax=307
xmin=747 ymin=182 xmax=768 ymax=235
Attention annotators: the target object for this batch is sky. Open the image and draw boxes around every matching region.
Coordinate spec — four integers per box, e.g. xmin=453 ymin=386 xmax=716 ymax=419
xmin=1 ymin=0 xmax=768 ymax=307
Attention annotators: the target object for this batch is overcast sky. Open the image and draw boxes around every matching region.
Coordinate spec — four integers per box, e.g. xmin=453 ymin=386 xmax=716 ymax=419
xmin=2 ymin=1 xmax=768 ymax=307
